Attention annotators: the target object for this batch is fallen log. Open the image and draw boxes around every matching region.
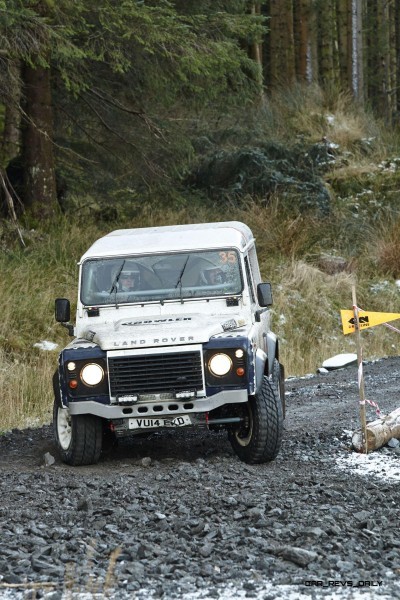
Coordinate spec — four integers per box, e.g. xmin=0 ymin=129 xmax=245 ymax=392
xmin=352 ymin=406 xmax=400 ymax=452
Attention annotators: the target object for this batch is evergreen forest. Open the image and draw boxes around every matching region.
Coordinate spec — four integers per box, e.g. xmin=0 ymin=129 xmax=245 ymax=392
xmin=1 ymin=0 xmax=400 ymax=429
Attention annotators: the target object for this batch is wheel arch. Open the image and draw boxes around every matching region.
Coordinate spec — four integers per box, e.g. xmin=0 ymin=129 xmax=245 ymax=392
xmin=53 ymin=368 xmax=68 ymax=409
xmin=255 ymin=333 xmax=279 ymax=391
xmin=266 ymin=332 xmax=279 ymax=375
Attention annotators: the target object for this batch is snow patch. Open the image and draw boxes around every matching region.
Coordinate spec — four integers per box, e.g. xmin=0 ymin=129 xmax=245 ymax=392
xmin=336 ymin=449 xmax=400 ymax=482
xmin=33 ymin=340 xmax=58 ymax=351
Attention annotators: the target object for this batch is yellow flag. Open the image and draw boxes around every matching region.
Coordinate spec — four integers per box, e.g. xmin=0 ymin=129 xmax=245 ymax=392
xmin=341 ymin=310 xmax=400 ymax=335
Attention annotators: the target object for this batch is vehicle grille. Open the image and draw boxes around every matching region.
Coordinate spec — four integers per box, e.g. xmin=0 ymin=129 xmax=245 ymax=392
xmin=108 ymin=351 xmax=204 ymax=397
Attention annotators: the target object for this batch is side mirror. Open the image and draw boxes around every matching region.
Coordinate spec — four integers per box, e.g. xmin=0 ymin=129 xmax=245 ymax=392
xmin=257 ymin=282 xmax=273 ymax=307
xmin=55 ymin=298 xmax=70 ymax=323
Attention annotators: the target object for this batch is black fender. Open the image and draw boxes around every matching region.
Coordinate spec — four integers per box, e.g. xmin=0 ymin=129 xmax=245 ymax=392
xmin=266 ymin=332 xmax=279 ymax=375
xmin=255 ymin=332 xmax=279 ymax=393
xmin=255 ymin=348 xmax=267 ymax=393
xmin=53 ymin=366 xmax=69 ymax=409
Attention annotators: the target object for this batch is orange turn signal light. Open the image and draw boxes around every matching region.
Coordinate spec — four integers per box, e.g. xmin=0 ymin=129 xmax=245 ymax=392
xmin=236 ymin=367 xmax=245 ymax=376
xmin=69 ymin=380 xmax=78 ymax=389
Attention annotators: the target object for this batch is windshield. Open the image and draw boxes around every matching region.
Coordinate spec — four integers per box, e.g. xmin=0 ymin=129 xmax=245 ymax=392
xmin=80 ymin=249 xmax=243 ymax=306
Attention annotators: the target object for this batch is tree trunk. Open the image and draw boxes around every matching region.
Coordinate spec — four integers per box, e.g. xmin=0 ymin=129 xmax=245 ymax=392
xmin=337 ymin=0 xmax=350 ymax=92
xmin=396 ymin=0 xmax=400 ymax=118
xmin=1 ymin=59 xmax=22 ymax=168
xmin=308 ymin=0 xmax=319 ymax=83
xmin=352 ymin=407 xmax=400 ymax=452
xmin=284 ymin=0 xmax=296 ymax=84
xmin=249 ymin=2 xmax=264 ymax=90
xmin=375 ymin=0 xmax=391 ymax=121
xmin=365 ymin=0 xmax=378 ymax=109
xmin=388 ymin=0 xmax=397 ymax=123
xmin=316 ymin=0 xmax=337 ymax=90
xmin=21 ymin=60 xmax=58 ymax=219
xmin=353 ymin=0 xmax=364 ymax=104
xmin=294 ymin=0 xmax=311 ymax=82
xmin=267 ymin=0 xmax=295 ymax=87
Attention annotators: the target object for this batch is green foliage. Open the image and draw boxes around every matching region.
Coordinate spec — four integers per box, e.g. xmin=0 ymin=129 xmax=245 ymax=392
xmin=0 ymin=0 xmax=262 ymax=102
xmin=0 ymin=0 xmax=264 ymax=207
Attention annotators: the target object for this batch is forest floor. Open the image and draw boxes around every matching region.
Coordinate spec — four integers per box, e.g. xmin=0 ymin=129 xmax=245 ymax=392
xmin=1 ymin=357 xmax=400 ymax=599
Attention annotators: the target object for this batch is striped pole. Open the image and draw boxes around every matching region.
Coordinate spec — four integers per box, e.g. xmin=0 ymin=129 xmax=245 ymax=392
xmin=352 ymin=285 xmax=368 ymax=453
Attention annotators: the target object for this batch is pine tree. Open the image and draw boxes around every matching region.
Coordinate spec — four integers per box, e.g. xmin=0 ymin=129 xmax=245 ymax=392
xmin=388 ymin=0 xmax=397 ymax=122
xmin=376 ymin=0 xmax=392 ymax=121
xmin=396 ymin=0 xmax=400 ymax=118
xmin=337 ymin=0 xmax=351 ymax=92
xmin=0 ymin=0 xmax=265 ymax=219
xmin=293 ymin=0 xmax=311 ymax=82
xmin=316 ymin=0 xmax=337 ymax=90
xmin=353 ymin=0 xmax=364 ymax=103
xmin=266 ymin=0 xmax=295 ymax=87
xmin=0 ymin=59 xmax=20 ymax=167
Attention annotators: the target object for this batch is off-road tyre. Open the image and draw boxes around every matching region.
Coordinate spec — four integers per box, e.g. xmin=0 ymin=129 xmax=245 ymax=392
xmin=228 ymin=376 xmax=283 ymax=464
xmin=272 ymin=358 xmax=286 ymax=419
xmin=53 ymin=396 xmax=103 ymax=466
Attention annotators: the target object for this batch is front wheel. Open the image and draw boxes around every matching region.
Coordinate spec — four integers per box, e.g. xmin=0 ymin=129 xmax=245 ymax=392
xmin=228 ymin=376 xmax=283 ymax=464
xmin=53 ymin=398 xmax=103 ymax=466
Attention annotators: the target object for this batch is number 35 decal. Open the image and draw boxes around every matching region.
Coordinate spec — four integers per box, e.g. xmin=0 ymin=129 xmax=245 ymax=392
xmin=219 ymin=251 xmax=236 ymax=264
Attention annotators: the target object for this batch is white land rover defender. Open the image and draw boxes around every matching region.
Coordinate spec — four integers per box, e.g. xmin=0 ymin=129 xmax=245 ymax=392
xmin=54 ymin=221 xmax=285 ymax=465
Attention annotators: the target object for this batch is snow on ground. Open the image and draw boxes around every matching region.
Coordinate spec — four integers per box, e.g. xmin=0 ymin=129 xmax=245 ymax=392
xmin=0 ymin=586 xmax=394 ymax=600
xmin=336 ymin=447 xmax=400 ymax=482
xmin=173 ymin=585 xmax=394 ymax=600
xmin=177 ymin=583 xmax=395 ymax=599
xmin=33 ymin=340 xmax=58 ymax=351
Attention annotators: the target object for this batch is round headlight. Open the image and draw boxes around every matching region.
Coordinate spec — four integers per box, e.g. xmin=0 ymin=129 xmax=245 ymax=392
xmin=208 ymin=353 xmax=232 ymax=377
xmin=80 ymin=363 xmax=104 ymax=386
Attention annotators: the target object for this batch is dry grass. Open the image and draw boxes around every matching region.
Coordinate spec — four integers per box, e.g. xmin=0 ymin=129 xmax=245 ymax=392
xmin=322 ymin=92 xmax=380 ymax=148
xmin=373 ymin=216 xmax=400 ymax=278
xmin=236 ymin=198 xmax=325 ymax=261
xmin=270 ymin=261 xmax=355 ymax=375
xmin=0 ymin=349 xmax=55 ymax=430
xmin=265 ymin=83 xmax=327 ymax=141
xmin=263 ymin=85 xmax=381 ymax=152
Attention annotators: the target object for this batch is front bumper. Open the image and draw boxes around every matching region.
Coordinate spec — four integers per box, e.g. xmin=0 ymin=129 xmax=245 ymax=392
xmin=68 ymin=388 xmax=248 ymax=418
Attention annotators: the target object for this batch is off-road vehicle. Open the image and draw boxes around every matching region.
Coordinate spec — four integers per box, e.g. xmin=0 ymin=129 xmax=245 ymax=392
xmin=54 ymin=221 xmax=285 ymax=465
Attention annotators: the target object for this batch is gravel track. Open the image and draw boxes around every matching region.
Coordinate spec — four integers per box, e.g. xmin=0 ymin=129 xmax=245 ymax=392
xmin=1 ymin=357 xmax=400 ymax=599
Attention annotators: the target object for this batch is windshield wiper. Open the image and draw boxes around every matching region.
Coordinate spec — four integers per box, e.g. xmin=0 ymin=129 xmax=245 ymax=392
xmin=175 ymin=255 xmax=190 ymax=303
xmin=109 ymin=260 xmax=125 ymax=309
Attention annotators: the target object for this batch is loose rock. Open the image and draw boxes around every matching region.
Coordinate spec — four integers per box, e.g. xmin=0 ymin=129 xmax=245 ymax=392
xmin=0 ymin=357 xmax=400 ymax=598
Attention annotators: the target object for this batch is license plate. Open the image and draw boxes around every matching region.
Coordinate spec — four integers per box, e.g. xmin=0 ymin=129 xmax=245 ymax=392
xmin=128 ymin=415 xmax=192 ymax=430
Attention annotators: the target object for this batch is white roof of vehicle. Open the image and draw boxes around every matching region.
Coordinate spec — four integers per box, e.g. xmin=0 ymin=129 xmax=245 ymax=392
xmin=79 ymin=221 xmax=255 ymax=261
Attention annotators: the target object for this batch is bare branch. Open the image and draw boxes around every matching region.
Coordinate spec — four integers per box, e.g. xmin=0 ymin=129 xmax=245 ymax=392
xmin=74 ymin=96 xmax=169 ymax=179
xmin=0 ymin=169 xmax=25 ymax=247
xmin=86 ymin=87 xmax=167 ymax=141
